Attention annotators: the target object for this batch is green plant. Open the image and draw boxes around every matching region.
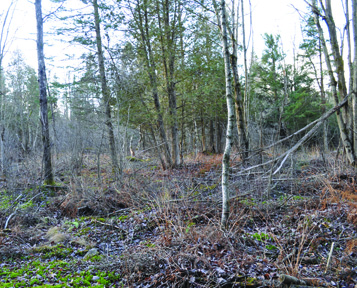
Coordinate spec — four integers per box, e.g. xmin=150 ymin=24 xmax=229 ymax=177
xmin=252 ymin=232 xmax=271 ymax=242
xmin=265 ymin=244 xmax=278 ymax=250
xmin=241 ymin=198 xmax=256 ymax=206
xmin=118 ymin=215 xmax=129 ymax=222
xmin=185 ymin=222 xmax=195 ymax=233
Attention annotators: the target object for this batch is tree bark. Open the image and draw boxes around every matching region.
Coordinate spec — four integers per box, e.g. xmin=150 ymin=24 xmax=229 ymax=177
xmin=311 ymin=0 xmax=355 ymax=165
xmin=231 ymin=53 xmax=249 ymax=162
xmin=318 ymin=39 xmax=329 ymax=152
xmin=35 ymin=0 xmax=54 ymax=185
xmin=209 ymin=119 xmax=215 ymax=153
xmin=92 ymin=0 xmax=120 ymax=176
xmin=132 ymin=0 xmax=172 ymax=167
xmin=219 ymin=0 xmax=235 ymax=229
xmin=156 ymin=0 xmax=180 ymax=166
xmin=352 ymin=0 xmax=357 ymax=156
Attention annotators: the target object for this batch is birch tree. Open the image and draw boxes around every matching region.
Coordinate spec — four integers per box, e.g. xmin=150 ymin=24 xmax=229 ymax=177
xmin=218 ymin=0 xmax=235 ymax=229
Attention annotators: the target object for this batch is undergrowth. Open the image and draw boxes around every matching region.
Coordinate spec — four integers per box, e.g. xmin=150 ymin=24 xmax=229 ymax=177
xmin=0 ymin=150 xmax=356 ymax=287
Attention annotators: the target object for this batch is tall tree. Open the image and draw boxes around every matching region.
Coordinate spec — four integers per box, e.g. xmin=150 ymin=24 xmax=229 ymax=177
xmin=126 ymin=0 xmax=173 ymax=168
xmin=92 ymin=0 xmax=120 ymax=175
xmin=217 ymin=0 xmax=235 ymax=229
xmin=155 ymin=0 xmax=182 ymax=166
xmin=299 ymin=15 xmax=329 ymax=151
xmin=0 ymin=0 xmax=16 ymax=175
xmin=352 ymin=0 xmax=357 ymax=156
xmin=230 ymin=0 xmax=249 ymax=163
xmin=35 ymin=0 xmax=54 ymax=185
xmin=311 ymin=0 xmax=355 ymax=165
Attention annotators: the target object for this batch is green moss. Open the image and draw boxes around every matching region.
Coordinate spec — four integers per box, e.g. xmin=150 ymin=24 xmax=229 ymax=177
xmin=126 ymin=156 xmax=146 ymax=162
xmin=0 ymin=193 xmax=14 ymax=209
xmin=31 ymin=245 xmax=74 ymax=260
xmin=251 ymin=232 xmax=271 ymax=241
xmin=75 ymin=227 xmax=91 ymax=236
xmin=0 ymin=258 xmax=121 ymax=287
xmin=87 ymin=254 xmax=103 ymax=262
xmin=118 ymin=215 xmax=129 ymax=222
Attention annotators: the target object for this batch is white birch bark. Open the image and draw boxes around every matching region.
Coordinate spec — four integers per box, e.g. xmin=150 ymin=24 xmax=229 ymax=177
xmin=220 ymin=0 xmax=235 ymax=229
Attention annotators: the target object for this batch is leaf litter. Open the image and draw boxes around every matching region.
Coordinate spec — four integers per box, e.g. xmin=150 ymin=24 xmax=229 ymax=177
xmin=0 ymin=152 xmax=356 ymax=287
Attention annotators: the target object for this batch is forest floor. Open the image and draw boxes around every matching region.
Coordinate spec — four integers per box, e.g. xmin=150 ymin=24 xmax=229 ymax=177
xmin=0 ymin=150 xmax=356 ymax=287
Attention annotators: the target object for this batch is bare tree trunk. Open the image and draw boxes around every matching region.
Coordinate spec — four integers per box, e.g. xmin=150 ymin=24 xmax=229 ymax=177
xmin=201 ymin=112 xmax=206 ymax=152
xmin=35 ymin=0 xmax=54 ymax=185
xmin=216 ymin=117 xmax=222 ymax=154
xmin=92 ymin=0 xmax=120 ymax=176
xmin=231 ymin=54 xmax=249 ymax=162
xmin=46 ymin=83 xmax=58 ymax=159
xmin=219 ymin=0 xmax=235 ymax=229
xmin=318 ymin=40 xmax=329 ymax=152
xmin=241 ymin=0 xmax=250 ymax=150
xmin=156 ymin=0 xmax=180 ymax=166
xmin=311 ymin=0 xmax=355 ymax=165
xmin=132 ymin=0 xmax=172 ymax=167
xmin=230 ymin=0 xmax=248 ymax=163
xmin=352 ymin=0 xmax=357 ymax=155
xmin=345 ymin=0 xmax=353 ymax=94
xmin=209 ymin=119 xmax=215 ymax=153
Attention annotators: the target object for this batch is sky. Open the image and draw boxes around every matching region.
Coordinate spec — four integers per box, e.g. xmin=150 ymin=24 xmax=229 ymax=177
xmin=0 ymin=0 xmax=348 ymax=78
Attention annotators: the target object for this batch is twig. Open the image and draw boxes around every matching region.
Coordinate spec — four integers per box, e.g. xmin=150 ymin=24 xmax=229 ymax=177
xmin=4 ymin=210 xmax=16 ymax=229
xmin=325 ymin=242 xmax=335 ymax=274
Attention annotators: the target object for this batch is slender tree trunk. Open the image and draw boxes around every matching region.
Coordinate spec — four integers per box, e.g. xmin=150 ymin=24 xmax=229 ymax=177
xmin=201 ymin=112 xmax=206 ymax=152
xmin=216 ymin=117 xmax=222 ymax=153
xmin=352 ymin=0 xmax=357 ymax=155
xmin=229 ymin=0 xmax=248 ymax=163
xmin=209 ymin=119 xmax=215 ymax=153
xmin=92 ymin=0 xmax=120 ymax=176
xmin=46 ymin=83 xmax=58 ymax=159
xmin=312 ymin=0 xmax=355 ymax=165
xmin=345 ymin=0 xmax=353 ymax=94
xmin=133 ymin=0 xmax=172 ymax=167
xmin=323 ymin=0 xmax=348 ymax=115
xmin=231 ymin=54 xmax=249 ymax=162
xmin=220 ymin=0 xmax=235 ymax=229
xmin=156 ymin=0 xmax=180 ymax=166
xmin=319 ymin=40 xmax=328 ymax=152
xmin=35 ymin=0 xmax=54 ymax=185
xmin=241 ymin=0 xmax=250 ymax=146
xmin=180 ymin=102 xmax=185 ymax=163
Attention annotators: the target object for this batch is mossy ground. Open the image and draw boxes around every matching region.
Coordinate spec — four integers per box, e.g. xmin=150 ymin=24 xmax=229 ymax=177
xmin=0 ymin=251 xmax=121 ymax=287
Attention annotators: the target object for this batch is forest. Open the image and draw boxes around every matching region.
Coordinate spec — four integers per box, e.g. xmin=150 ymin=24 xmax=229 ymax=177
xmin=0 ymin=0 xmax=356 ymax=287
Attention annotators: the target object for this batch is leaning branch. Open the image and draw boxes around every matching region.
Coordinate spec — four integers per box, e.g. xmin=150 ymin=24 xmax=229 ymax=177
xmin=237 ymin=92 xmax=351 ymax=175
